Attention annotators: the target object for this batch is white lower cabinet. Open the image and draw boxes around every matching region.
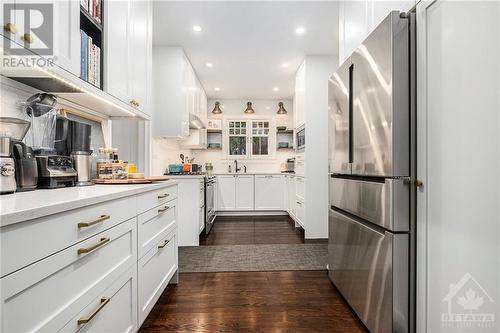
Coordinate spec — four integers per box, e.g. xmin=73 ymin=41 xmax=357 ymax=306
xmin=254 ymin=175 xmax=285 ymax=210
xmin=0 ymin=219 xmax=137 ymax=333
xmin=216 ymin=175 xmax=254 ymax=211
xmin=0 ymin=184 xmax=178 ymax=333
xmin=295 ymin=199 xmax=305 ymax=227
xmin=287 ymin=176 xmax=296 ymax=218
xmin=60 ymin=266 xmax=138 ymax=333
xmin=138 ymin=229 xmax=177 ymax=326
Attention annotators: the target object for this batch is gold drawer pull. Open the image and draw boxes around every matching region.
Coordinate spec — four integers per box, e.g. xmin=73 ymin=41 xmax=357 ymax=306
xmin=158 ymin=206 xmax=170 ymax=214
xmin=78 ymin=297 xmax=110 ymax=325
xmin=158 ymin=239 xmax=170 ymax=249
xmin=21 ymin=33 xmax=33 ymax=43
xmin=77 ymin=237 xmax=110 ymax=255
xmin=158 ymin=193 xmax=170 ymax=199
xmin=78 ymin=215 xmax=111 ymax=228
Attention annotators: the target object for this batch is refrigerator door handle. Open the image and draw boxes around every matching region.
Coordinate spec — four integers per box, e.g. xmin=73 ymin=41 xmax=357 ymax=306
xmin=348 ymin=64 xmax=354 ymax=164
xmin=331 ymin=207 xmax=386 ymax=237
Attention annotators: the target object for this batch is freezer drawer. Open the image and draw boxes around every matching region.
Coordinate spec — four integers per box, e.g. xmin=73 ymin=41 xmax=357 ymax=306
xmin=330 ymin=176 xmax=409 ymax=232
xmin=328 ymin=209 xmax=408 ymax=333
xmin=351 ymin=11 xmax=409 ymax=177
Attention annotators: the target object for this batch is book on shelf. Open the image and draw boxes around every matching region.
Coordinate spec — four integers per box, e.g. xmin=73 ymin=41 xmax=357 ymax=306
xmin=81 ymin=0 xmax=102 ymax=24
xmin=80 ymin=30 xmax=101 ymax=87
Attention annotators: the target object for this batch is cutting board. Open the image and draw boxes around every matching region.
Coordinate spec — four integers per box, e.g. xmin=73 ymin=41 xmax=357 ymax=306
xmin=94 ymin=176 xmax=170 ymax=185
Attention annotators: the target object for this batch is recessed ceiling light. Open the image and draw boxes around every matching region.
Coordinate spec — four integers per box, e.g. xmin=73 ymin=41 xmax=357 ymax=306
xmin=214 ymin=87 xmax=220 ymax=91
xmin=205 ymin=62 xmax=213 ymax=68
xmin=281 ymin=63 xmax=289 ymax=68
xmin=273 ymin=87 xmax=280 ymax=92
xmin=193 ymin=25 xmax=202 ymax=32
xmin=295 ymin=26 xmax=305 ymax=35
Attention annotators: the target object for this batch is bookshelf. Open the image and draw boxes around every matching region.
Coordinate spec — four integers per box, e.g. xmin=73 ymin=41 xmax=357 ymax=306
xmin=80 ymin=1 xmax=104 ymax=89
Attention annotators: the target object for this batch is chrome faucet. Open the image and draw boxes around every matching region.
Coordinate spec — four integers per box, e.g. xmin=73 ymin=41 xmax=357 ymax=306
xmin=234 ymin=160 xmax=241 ymax=173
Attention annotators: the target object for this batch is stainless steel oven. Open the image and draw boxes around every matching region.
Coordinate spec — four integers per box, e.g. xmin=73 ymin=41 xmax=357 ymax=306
xmin=296 ymin=125 xmax=305 ymax=152
xmin=205 ymin=176 xmax=216 ymax=234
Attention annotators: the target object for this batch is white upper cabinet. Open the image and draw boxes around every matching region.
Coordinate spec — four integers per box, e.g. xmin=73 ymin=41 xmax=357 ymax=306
xmin=254 ymin=175 xmax=285 ymax=211
xmin=105 ymin=0 xmax=130 ymax=103
xmin=52 ymin=0 xmax=81 ymax=76
xmin=129 ymin=0 xmax=152 ymax=115
xmin=338 ymin=0 xmax=416 ymax=63
xmin=0 ymin=0 xmax=80 ymax=76
xmin=152 ymin=47 xmax=206 ymax=138
xmin=105 ymin=0 xmax=151 ymax=116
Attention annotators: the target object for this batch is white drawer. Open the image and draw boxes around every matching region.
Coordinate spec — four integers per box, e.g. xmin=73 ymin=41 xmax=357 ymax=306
xmin=0 ymin=219 xmax=137 ymax=333
xmin=138 ymin=229 xmax=177 ymax=326
xmin=1 ymin=195 xmax=137 ymax=277
xmin=296 ymin=176 xmax=305 ymax=201
xmin=136 ymin=185 xmax=178 ymax=214
xmin=137 ymin=200 xmax=177 ymax=259
xmin=295 ymin=199 xmax=305 ymax=227
xmin=59 ymin=265 xmax=137 ymax=333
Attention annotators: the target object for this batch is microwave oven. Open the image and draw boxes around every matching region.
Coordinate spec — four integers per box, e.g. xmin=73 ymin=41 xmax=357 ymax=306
xmin=296 ymin=125 xmax=305 ymax=152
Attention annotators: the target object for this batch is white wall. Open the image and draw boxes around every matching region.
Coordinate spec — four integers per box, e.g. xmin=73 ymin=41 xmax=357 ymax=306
xmin=192 ymin=99 xmax=294 ymax=174
xmin=151 ymin=138 xmax=192 ymax=175
xmin=338 ymin=0 xmax=416 ymax=64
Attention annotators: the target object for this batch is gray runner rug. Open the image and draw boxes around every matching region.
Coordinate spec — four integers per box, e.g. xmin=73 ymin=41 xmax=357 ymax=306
xmin=179 ymin=243 xmax=327 ymax=273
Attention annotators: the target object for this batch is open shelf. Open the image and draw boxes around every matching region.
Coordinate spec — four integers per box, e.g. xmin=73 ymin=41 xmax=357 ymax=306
xmin=277 ymin=147 xmax=294 ymax=150
xmin=277 ymin=129 xmax=294 ymax=134
xmin=207 ymin=129 xmax=222 ymax=133
xmin=80 ymin=2 xmax=104 ymax=90
xmin=80 ymin=6 xmax=103 ymax=32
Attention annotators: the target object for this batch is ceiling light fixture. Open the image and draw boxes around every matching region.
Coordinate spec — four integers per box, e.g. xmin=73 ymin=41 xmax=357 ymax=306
xmin=295 ymin=26 xmax=305 ymax=35
xmin=273 ymin=87 xmax=279 ymax=92
xmin=205 ymin=62 xmax=213 ymax=68
xmin=244 ymin=101 xmax=255 ymax=114
xmin=214 ymin=87 xmax=220 ymax=91
xmin=281 ymin=63 xmax=289 ymax=68
xmin=193 ymin=25 xmax=202 ymax=32
xmin=276 ymin=102 xmax=287 ymax=115
xmin=212 ymin=101 xmax=222 ymax=114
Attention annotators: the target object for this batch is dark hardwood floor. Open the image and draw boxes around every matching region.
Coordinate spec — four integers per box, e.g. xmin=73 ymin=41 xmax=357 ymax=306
xmin=199 ymin=215 xmax=305 ymax=245
xmin=139 ymin=270 xmax=367 ymax=333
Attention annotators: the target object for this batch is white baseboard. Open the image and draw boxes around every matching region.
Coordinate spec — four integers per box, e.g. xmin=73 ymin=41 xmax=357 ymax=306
xmin=216 ymin=211 xmax=289 ymax=217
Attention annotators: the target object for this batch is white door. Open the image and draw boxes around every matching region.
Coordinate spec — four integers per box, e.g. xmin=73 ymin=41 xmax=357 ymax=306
xmin=254 ymin=175 xmax=285 ymax=210
xmin=235 ymin=175 xmax=254 ymax=210
xmin=416 ymin=1 xmax=500 ymax=332
xmin=105 ymin=0 xmax=131 ymax=103
xmin=52 ymin=0 xmax=80 ymax=76
xmin=129 ymin=0 xmax=151 ymax=115
xmin=216 ymin=176 xmax=235 ymax=210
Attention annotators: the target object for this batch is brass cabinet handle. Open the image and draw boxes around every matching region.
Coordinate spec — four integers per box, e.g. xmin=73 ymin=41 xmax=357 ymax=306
xmin=158 ymin=239 xmax=170 ymax=249
xmin=129 ymin=100 xmax=140 ymax=107
xmin=21 ymin=33 xmax=33 ymax=43
xmin=78 ymin=215 xmax=111 ymax=228
xmin=415 ymin=179 xmax=423 ymax=188
xmin=4 ymin=23 xmax=17 ymax=34
xmin=158 ymin=193 xmax=169 ymax=199
xmin=77 ymin=237 xmax=110 ymax=255
xmin=158 ymin=206 xmax=170 ymax=214
xmin=78 ymin=297 xmax=110 ymax=325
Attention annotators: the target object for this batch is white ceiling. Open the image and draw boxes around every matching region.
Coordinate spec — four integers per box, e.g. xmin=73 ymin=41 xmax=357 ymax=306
xmin=152 ymin=1 xmax=339 ymax=99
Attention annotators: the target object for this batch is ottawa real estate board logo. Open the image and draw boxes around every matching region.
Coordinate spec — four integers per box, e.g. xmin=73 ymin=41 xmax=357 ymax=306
xmin=2 ymin=3 xmax=55 ymax=68
xmin=442 ymin=272 xmax=496 ymax=330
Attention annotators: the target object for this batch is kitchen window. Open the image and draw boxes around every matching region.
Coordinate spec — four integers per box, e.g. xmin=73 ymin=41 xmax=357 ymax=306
xmin=226 ymin=119 xmax=273 ymax=158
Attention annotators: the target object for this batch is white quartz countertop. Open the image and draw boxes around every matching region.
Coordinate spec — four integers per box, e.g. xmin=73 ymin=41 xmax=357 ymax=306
xmin=166 ymin=175 xmax=205 ymax=179
xmin=0 ymin=181 xmax=178 ymax=227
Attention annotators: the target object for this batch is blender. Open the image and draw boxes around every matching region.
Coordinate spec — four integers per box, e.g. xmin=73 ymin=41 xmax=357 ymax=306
xmin=24 ymin=94 xmax=77 ymax=188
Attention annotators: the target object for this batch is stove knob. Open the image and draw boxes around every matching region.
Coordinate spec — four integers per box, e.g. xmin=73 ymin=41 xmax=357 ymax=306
xmin=1 ymin=164 xmax=15 ymax=176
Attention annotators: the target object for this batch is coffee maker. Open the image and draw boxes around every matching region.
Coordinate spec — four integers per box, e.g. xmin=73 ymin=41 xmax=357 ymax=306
xmin=55 ymin=119 xmax=93 ymax=186
xmin=0 ymin=117 xmax=37 ymax=194
xmin=24 ymin=94 xmax=77 ymax=188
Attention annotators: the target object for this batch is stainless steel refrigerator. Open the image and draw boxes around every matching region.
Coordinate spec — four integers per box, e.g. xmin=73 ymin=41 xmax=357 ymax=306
xmin=328 ymin=11 xmax=415 ymax=333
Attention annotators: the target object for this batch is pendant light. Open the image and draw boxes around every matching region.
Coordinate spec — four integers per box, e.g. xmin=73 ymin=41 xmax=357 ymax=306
xmin=244 ymin=101 xmax=255 ymax=114
xmin=276 ymin=101 xmax=287 ymax=115
xmin=212 ymin=101 xmax=222 ymax=115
